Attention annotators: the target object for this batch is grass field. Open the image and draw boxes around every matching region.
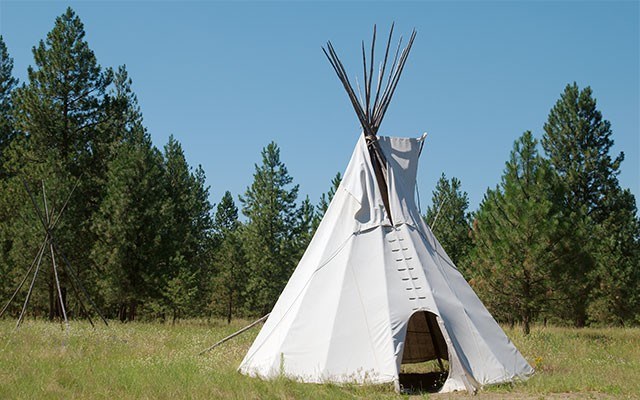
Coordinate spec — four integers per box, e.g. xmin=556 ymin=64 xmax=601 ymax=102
xmin=0 ymin=319 xmax=638 ymax=399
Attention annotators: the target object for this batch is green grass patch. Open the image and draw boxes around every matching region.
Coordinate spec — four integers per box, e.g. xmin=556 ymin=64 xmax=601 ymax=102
xmin=0 ymin=320 xmax=638 ymax=399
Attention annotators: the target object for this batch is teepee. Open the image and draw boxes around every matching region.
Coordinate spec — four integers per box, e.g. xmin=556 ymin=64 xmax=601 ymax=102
xmin=239 ymin=25 xmax=533 ymax=393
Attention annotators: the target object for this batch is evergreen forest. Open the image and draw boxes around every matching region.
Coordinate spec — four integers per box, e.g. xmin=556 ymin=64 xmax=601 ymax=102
xmin=1 ymin=9 xmax=638 ymax=332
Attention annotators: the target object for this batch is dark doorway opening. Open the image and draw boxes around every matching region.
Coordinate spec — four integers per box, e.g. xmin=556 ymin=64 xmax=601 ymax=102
xmin=398 ymin=310 xmax=449 ymax=393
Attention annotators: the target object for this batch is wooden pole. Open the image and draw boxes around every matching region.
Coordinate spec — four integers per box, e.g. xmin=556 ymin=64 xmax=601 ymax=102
xmin=42 ymin=181 xmax=69 ymax=328
xmin=0 ymin=238 xmax=47 ymax=319
xmin=58 ymin=253 xmax=95 ymax=327
xmin=2 ymin=194 xmax=66 ymax=321
xmin=50 ymin=242 xmax=69 ymax=328
xmin=16 ymin=243 xmax=46 ymax=329
xmin=18 ymin=177 xmax=109 ymax=327
xmin=198 ymin=313 xmax=270 ymax=355
xmin=51 ymin=240 xmax=109 ymax=326
xmin=424 ymin=312 xmax=445 ymax=372
xmin=430 ymin=193 xmax=449 ymax=231
xmin=322 ymin=25 xmax=416 ymax=226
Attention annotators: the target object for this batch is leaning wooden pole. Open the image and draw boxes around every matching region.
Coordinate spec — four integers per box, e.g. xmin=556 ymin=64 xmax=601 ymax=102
xmin=15 ymin=176 xmax=109 ymax=327
xmin=3 ymin=203 xmax=63 ymax=324
xmin=50 ymin=241 xmax=69 ymax=329
xmin=51 ymin=240 xmax=109 ymax=326
xmin=16 ymin=243 xmax=46 ymax=329
xmin=42 ymin=182 xmax=69 ymax=328
xmin=429 ymin=193 xmax=449 ymax=231
xmin=198 ymin=313 xmax=270 ymax=355
xmin=0 ymin=238 xmax=47 ymax=319
xmin=58 ymin=254 xmax=95 ymax=327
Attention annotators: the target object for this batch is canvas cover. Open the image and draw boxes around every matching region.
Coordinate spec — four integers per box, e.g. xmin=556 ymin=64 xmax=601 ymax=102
xmin=239 ymin=135 xmax=534 ymax=393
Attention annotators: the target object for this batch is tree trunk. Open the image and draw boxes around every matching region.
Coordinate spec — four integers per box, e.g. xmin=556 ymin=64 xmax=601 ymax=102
xmin=574 ymin=304 xmax=586 ymax=328
xmin=48 ymin=276 xmax=55 ymax=321
xmin=128 ymin=300 xmax=136 ymax=322
xmin=227 ymin=289 xmax=232 ymax=324
xmin=523 ymin=313 xmax=530 ymax=336
xmin=119 ymin=303 xmax=127 ymax=322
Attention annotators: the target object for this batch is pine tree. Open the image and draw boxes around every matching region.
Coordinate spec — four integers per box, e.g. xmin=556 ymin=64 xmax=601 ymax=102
xmin=12 ymin=7 xmax=112 ymax=172
xmin=7 ymin=8 xmax=113 ymax=319
xmin=295 ymin=195 xmax=315 ymax=257
xmin=0 ymin=35 xmax=18 ymax=303
xmin=0 ymin=35 xmax=17 ymax=177
xmin=214 ymin=191 xmax=239 ymax=235
xmin=164 ymin=254 xmax=199 ymax=324
xmin=542 ymin=83 xmax=631 ymax=326
xmin=240 ymin=142 xmax=300 ymax=315
xmin=472 ymin=132 xmax=566 ymax=334
xmin=159 ymin=136 xmax=214 ymax=318
xmin=162 ymin=136 xmax=197 ymax=262
xmin=543 ymin=83 xmax=623 ymax=222
xmin=105 ymin=65 xmax=143 ymax=140
xmin=91 ymin=128 xmax=165 ymax=321
xmin=313 ymin=172 xmax=342 ymax=230
xmin=587 ymin=188 xmax=640 ymax=325
xmin=210 ymin=191 xmax=246 ymax=323
xmin=423 ymin=174 xmax=473 ymax=275
xmin=91 ymin=65 xmax=142 ymax=191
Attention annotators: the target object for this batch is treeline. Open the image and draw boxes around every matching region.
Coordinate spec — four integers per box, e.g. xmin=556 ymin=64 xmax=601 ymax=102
xmin=1 ymin=9 xmax=638 ymax=330
xmin=426 ymin=86 xmax=640 ymax=332
xmin=0 ymin=9 xmax=332 ymax=323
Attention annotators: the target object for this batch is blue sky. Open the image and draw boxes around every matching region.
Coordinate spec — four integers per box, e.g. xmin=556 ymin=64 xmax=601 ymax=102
xmin=1 ymin=1 xmax=638 ymax=213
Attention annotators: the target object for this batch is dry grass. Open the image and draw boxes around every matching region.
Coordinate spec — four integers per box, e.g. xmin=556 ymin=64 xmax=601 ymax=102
xmin=0 ymin=320 xmax=638 ymax=399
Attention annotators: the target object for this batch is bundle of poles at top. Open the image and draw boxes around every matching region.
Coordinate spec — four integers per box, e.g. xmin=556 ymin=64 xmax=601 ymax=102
xmin=322 ymin=23 xmax=417 ymax=139
xmin=322 ymin=24 xmax=417 ymax=224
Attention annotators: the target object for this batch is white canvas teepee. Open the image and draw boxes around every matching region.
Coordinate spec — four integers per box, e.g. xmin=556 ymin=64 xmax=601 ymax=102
xmin=239 ymin=26 xmax=533 ymax=393
xmin=239 ymin=134 xmax=534 ymax=393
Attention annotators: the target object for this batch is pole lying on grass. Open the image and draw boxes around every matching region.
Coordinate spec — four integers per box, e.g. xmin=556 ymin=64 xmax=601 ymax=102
xmin=198 ymin=313 xmax=270 ymax=355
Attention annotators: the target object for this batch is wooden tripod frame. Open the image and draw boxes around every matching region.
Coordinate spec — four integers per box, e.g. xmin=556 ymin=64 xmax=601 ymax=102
xmin=0 ymin=177 xmax=108 ymax=328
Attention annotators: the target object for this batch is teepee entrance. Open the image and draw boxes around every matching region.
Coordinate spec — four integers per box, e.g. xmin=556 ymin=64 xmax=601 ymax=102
xmin=399 ymin=310 xmax=449 ymax=392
